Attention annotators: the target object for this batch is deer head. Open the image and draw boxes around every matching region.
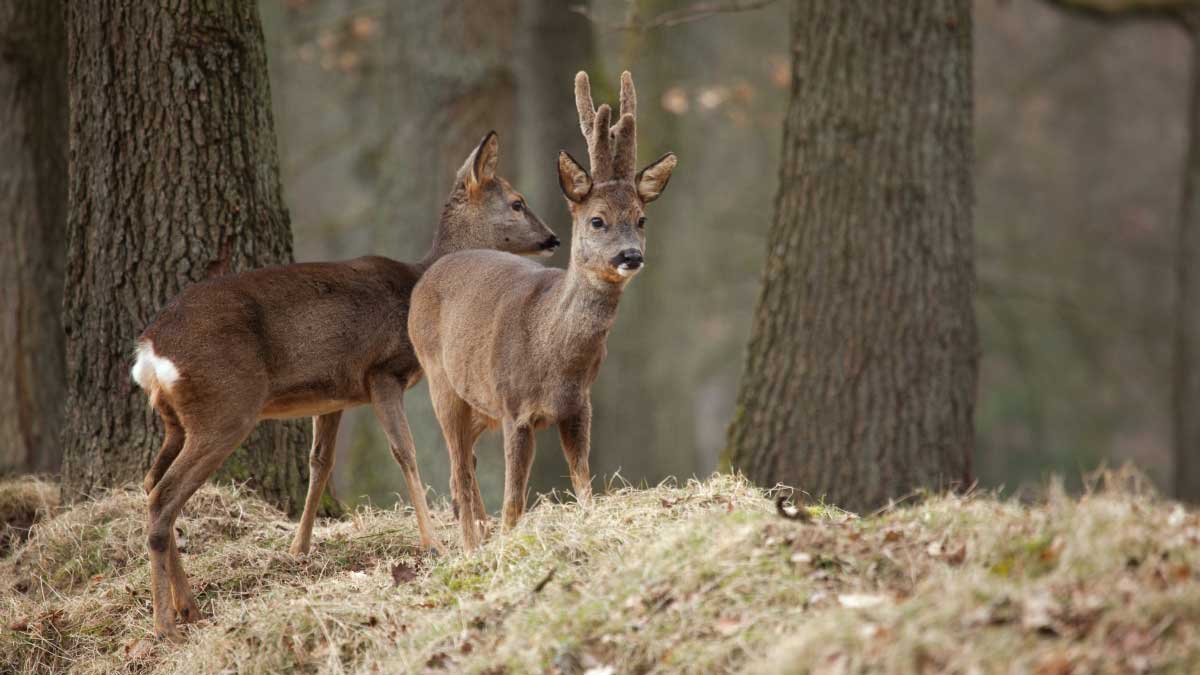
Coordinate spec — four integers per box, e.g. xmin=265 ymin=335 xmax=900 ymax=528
xmin=557 ymin=71 xmax=677 ymax=285
xmin=432 ymin=131 xmax=560 ymax=259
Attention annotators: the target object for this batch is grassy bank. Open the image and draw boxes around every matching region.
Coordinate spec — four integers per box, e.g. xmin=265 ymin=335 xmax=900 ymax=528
xmin=1 ymin=471 xmax=1197 ymax=674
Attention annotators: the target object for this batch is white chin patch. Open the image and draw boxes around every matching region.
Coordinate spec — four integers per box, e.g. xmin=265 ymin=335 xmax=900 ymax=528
xmin=538 ymin=248 xmax=556 ymax=258
xmin=616 ymin=265 xmax=640 ymax=278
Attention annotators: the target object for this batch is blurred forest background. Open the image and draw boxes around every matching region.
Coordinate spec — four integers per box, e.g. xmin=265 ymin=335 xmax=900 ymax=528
xmin=253 ymin=0 xmax=1186 ymax=507
xmin=1 ymin=0 xmax=1189 ymax=510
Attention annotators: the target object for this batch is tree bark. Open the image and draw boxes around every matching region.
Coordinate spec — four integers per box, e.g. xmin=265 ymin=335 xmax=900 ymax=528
xmin=61 ymin=0 xmax=310 ymax=513
xmin=723 ymin=0 xmax=979 ymax=512
xmin=1175 ymin=16 xmax=1200 ymax=502
xmin=0 ymin=1 xmax=67 ymax=476
xmin=370 ymin=0 xmax=518 ymax=260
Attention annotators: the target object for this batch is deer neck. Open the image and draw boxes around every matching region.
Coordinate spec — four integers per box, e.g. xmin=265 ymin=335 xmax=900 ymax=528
xmin=549 ymin=256 xmax=625 ymax=357
xmin=417 ymin=188 xmax=471 ymax=269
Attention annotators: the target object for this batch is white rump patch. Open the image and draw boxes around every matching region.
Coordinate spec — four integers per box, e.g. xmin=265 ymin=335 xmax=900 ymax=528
xmin=131 ymin=341 xmax=180 ymax=391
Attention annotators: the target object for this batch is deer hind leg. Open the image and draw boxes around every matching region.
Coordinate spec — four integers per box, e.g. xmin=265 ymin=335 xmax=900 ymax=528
xmin=501 ymin=419 xmax=536 ymax=531
xmin=558 ymin=403 xmax=594 ymax=505
xmin=290 ymin=411 xmax=343 ymax=555
xmin=166 ymin=531 xmax=200 ymax=624
xmin=428 ymin=374 xmax=484 ymax=551
xmin=368 ymin=374 xmax=444 ymax=556
xmin=144 ymin=400 xmax=185 ymax=494
xmin=467 ymin=417 xmax=490 ymax=538
xmin=147 ymin=416 xmax=256 ymax=641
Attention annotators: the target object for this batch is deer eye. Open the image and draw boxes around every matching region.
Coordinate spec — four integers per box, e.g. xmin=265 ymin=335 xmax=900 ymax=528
xmin=511 ymin=200 xmax=525 ymax=212
xmin=590 ymin=217 xmax=606 ymax=229
xmin=637 ymin=217 xmax=647 ymax=229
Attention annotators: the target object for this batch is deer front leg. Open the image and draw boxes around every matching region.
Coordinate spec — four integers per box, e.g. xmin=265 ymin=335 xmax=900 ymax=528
xmin=290 ymin=411 xmax=343 ymax=555
xmin=501 ymin=419 xmax=536 ymax=531
xmin=558 ymin=404 xmax=593 ymax=505
xmin=368 ymin=375 xmax=445 ymax=556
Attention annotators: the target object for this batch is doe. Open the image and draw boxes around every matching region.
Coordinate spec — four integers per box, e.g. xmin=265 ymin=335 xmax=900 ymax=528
xmin=131 ymin=132 xmax=557 ymax=641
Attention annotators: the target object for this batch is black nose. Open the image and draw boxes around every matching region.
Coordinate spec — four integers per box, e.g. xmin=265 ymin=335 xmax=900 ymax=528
xmin=614 ymin=249 xmax=644 ymax=268
xmin=542 ymin=235 xmax=561 ymax=250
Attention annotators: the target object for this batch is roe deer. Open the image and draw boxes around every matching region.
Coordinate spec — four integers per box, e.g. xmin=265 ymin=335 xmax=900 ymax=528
xmin=130 ymin=132 xmax=558 ymax=641
xmin=409 ymin=72 xmax=677 ymax=550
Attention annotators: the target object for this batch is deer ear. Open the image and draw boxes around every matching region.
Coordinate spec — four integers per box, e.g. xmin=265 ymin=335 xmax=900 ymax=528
xmin=461 ymin=130 xmax=500 ymax=190
xmin=557 ymin=150 xmax=592 ymax=203
xmin=636 ymin=152 xmax=676 ymax=203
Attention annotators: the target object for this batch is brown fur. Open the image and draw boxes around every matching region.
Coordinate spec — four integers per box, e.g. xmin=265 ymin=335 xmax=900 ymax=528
xmin=409 ymin=72 xmax=677 ymax=550
xmin=132 ymin=132 xmax=557 ymax=641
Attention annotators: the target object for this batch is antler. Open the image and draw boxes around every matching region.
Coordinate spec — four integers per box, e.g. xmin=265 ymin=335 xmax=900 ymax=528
xmin=575 ymin=70 xmax=638 ymax=181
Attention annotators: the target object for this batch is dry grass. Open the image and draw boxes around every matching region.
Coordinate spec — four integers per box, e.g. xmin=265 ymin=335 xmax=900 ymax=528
xmin=0 ymin=477 xmax=59 ymax=558
xmin=0 ymin=471 xmax=1197 ymax=674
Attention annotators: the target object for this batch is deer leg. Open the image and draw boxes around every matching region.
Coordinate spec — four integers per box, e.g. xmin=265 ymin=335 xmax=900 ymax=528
xmin=558 ymin=404 xmax=594 ymax=504
xmin=369 ymin=375 xmax=445 ymax=556
xmin=147 ymin=419 xmax=255 ymax=641
xmin=429 ymin=375 xmax=483 ymax=550
xmin=290 ymin=411 xmax=343 ymax=555
xmin=166 ymin=532 xmax=200 ymax=624
xmin=144 ymin=404 xmax=184 ymax=494
xmin=501 ymin=419 xmax=536 ymax=531
xmin=467 ymin=429 xmax=491 ymax=538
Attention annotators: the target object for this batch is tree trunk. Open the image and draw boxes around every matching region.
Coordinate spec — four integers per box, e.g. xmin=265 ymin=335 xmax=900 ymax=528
xmin=370 ymin=0 xmax=518 ymax=260
xmin=61 ymin=0 xmax=310 ymax=513
xmin=516 ymin=0 xmax=594 ymax=218
xmin=1175 ymin=18 xmax=1200 ymax=502
xmin=0 ymin=1 xmax=67 ymax=476
xmin=723 ymin=0 xmax=979 ymax=512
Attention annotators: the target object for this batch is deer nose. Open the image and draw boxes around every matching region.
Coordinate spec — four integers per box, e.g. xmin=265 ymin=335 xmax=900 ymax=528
xmin=613 ymin=249 xmax=643 ymax=270
xmin=541 ymin=235 xmax=561 ymax=251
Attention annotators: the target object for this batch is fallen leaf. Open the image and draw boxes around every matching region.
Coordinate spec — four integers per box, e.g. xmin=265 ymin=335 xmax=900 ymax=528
xmin=392 ymin=562 xmax=418 ymax=586
xmin=883 ymin=529 xmax=902 ymax=543
xmin=837 ymin=593 xmax=886 ymax=609
xmin=7 ymin=619 xmax=28 ymax=632
xmin=426 ymin=651 xmax=448 ymax=669
xmin=715 ymin=616 xmax=742 ymax=636
xmin=1022 ymin=595 xmax=1061 ymax=636
xmin=945 ymin=543 xmax=967 ymax=566
xmin=124 ymin=638 xmax=156 ymax=660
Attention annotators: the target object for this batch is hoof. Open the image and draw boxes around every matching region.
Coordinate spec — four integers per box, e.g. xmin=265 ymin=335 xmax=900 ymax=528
xmin=155 ymin=626 xmax=185 ymax=644
xmin=175 ymin=601 xmax=202 ymax=625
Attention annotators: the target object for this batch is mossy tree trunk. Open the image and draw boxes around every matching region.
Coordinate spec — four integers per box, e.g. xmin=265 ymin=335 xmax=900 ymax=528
xmin=61 ymin=0 xmax=310 ymax=513
xmin=0 ymin=0 xmax=67 ymax=475
xmin=723 ymin=0 xmax=979 ymax=512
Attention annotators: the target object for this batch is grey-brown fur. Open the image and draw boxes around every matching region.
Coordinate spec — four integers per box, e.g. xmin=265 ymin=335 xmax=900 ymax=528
xmin=131 ymin=132 xmax=556 ymax=641
xmin=409 ymin=72 xmax=677 ymax=550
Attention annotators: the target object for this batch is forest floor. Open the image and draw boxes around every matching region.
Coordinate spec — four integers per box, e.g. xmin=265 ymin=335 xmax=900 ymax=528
xmin=0 ymin=470 xmax=1198 ymax=674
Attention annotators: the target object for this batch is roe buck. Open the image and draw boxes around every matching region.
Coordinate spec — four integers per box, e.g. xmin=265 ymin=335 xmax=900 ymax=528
xmin=409 ymin=72 xmax=677 ymax=549
xmin=130 ymin=132 xmax=558 ymax=641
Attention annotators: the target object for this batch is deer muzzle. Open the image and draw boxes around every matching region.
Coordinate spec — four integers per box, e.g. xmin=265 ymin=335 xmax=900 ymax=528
xmin=612 ymin=249 xmax=644 ymax=277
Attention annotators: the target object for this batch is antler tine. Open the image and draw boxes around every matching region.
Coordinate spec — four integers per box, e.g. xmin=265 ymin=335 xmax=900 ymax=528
xmin=592 ymin=104 xmax=614 ymax=179
xmin=575 ymin=71 xmax=596 ymax=143
xmin=618 ymin=70 xmax=636 ymax=119
xmin=612 ymin=113 xmax=637 ymax=180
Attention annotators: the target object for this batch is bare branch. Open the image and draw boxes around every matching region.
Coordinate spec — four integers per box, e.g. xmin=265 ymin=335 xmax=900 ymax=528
xmin=571 ymin=0 xmax=779 ymax=32
xmin=1040 ymin=0 xmax=1199 ymax=24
